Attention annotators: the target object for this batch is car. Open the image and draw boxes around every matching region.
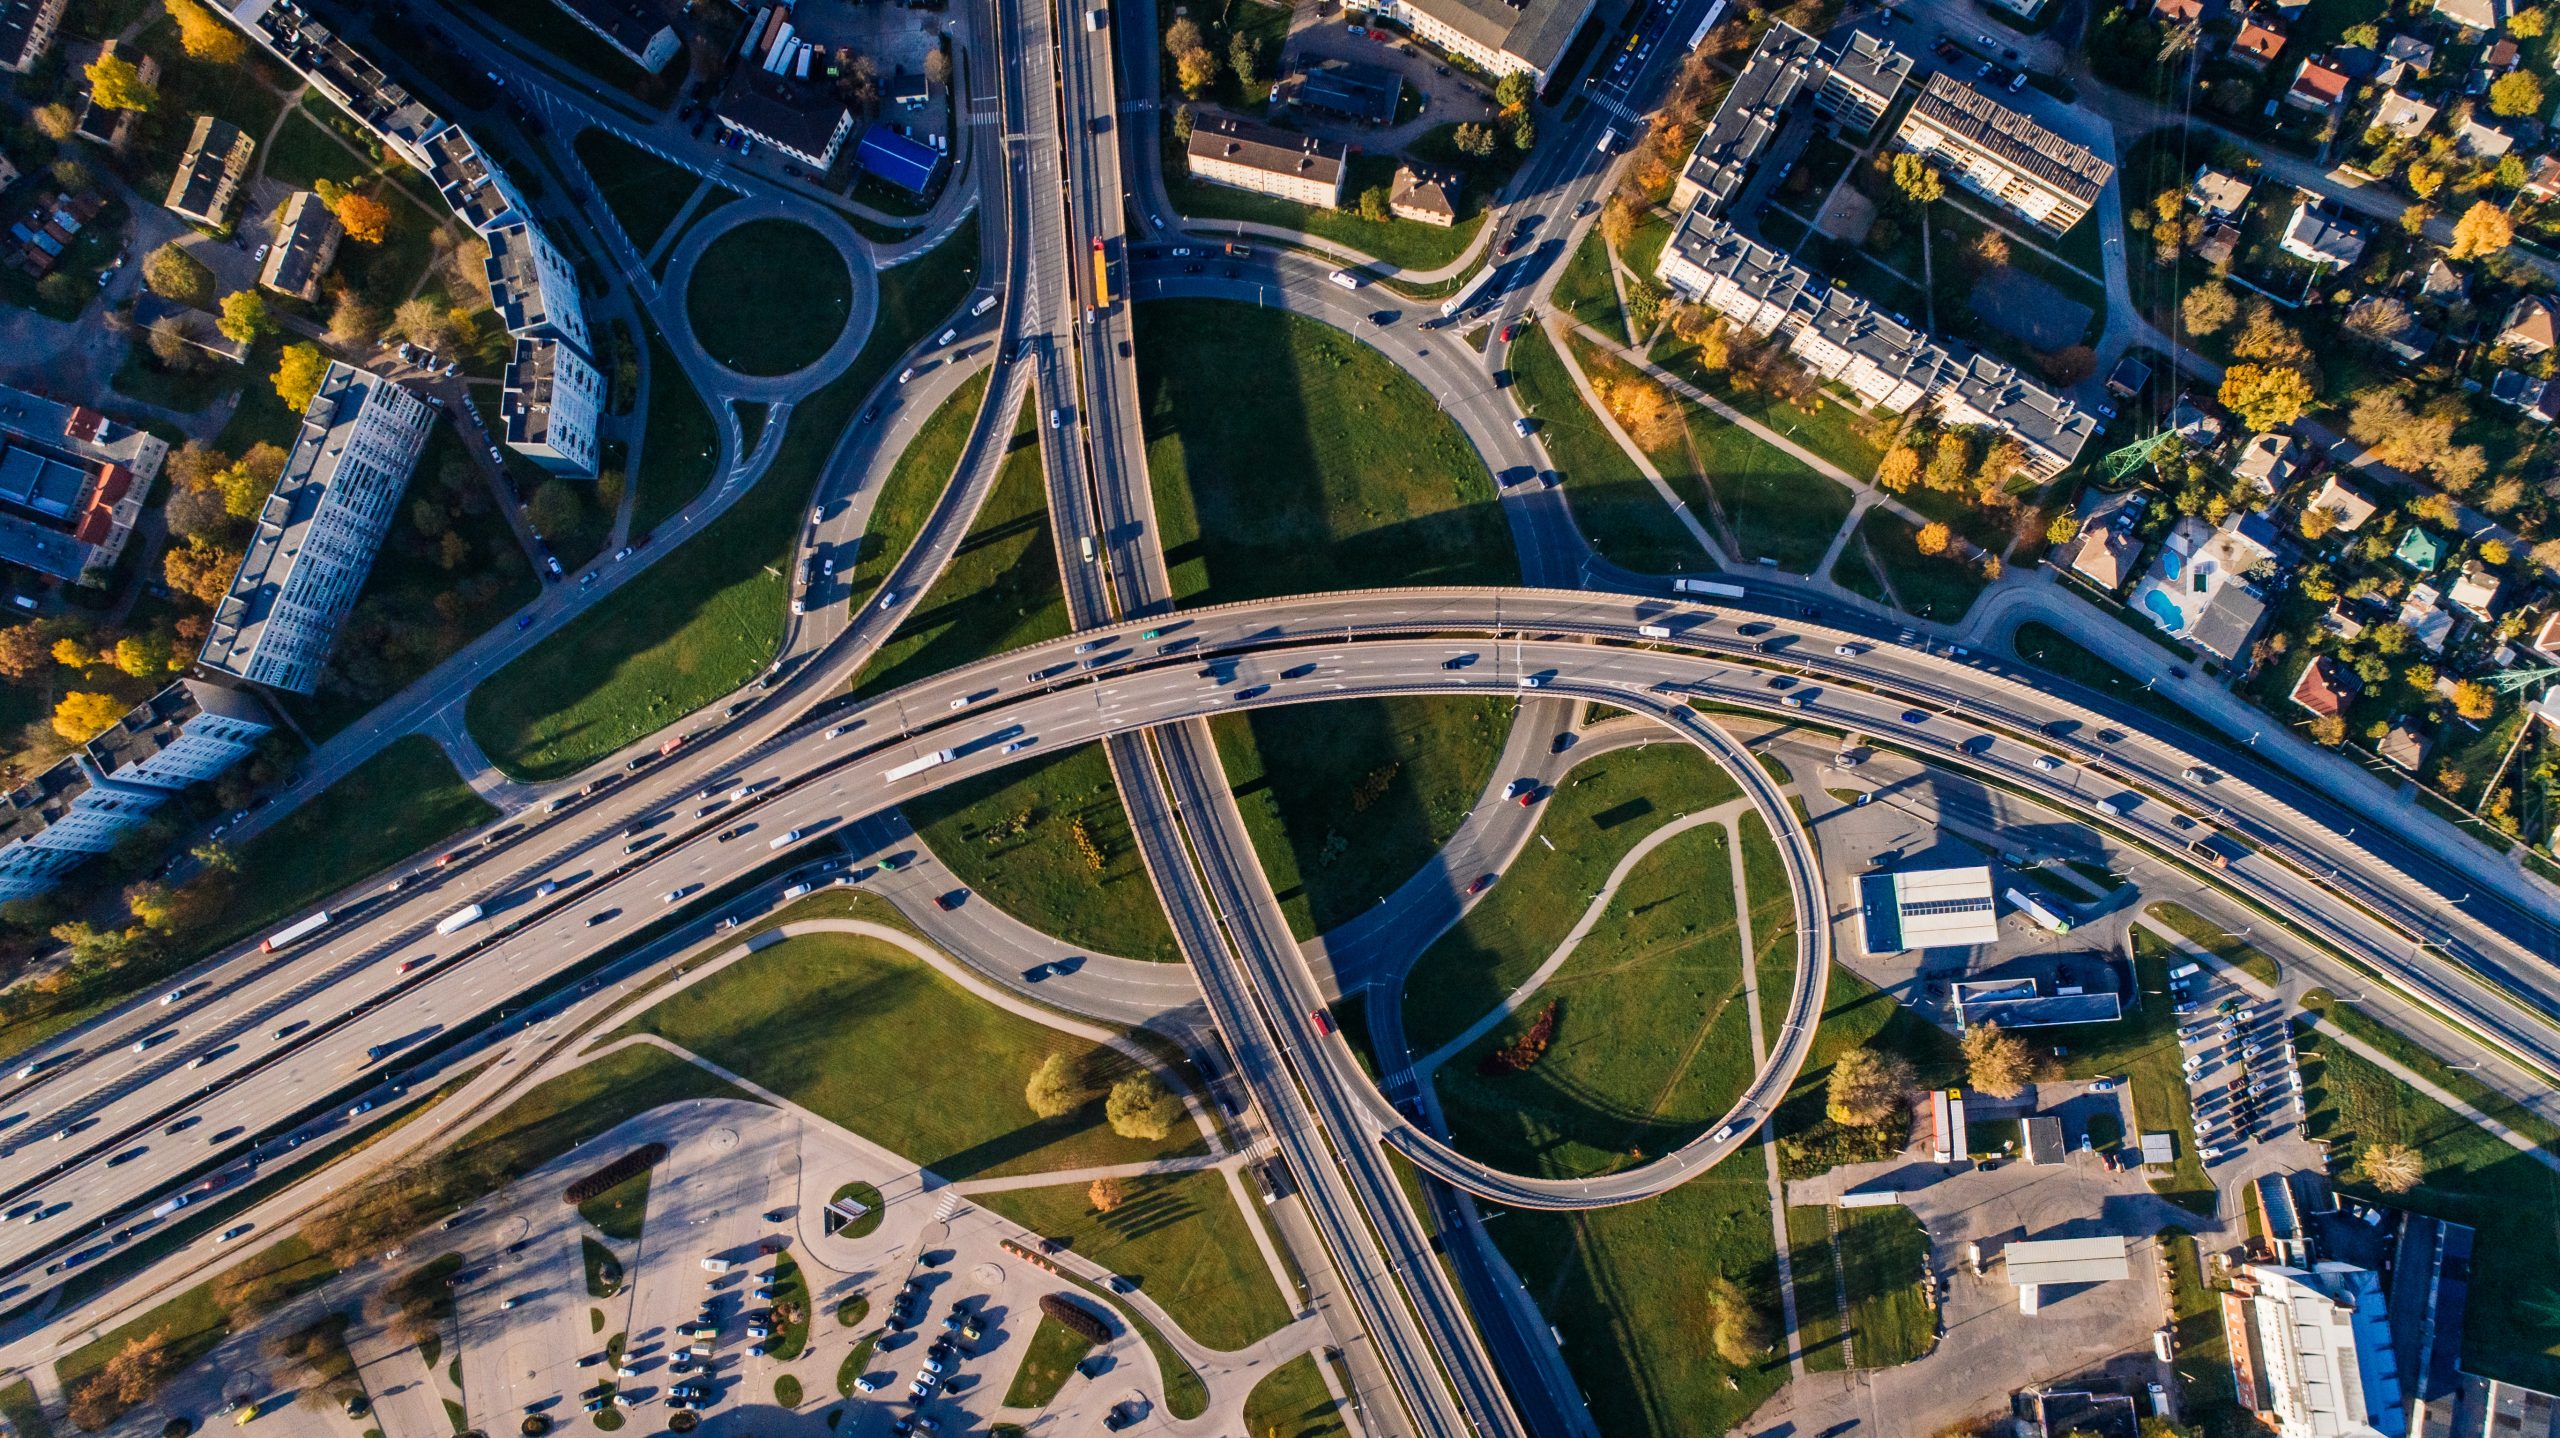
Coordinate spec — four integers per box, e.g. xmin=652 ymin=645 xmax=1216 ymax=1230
xmin=1834 ymin=643 xmax=1861 ymax=656
xmin=348 ymin=1099 xmax=375 ymax=1118
xmin=880 ymin=589 xmax=902 ymax=608
xmin=936 ymin=890 xmax=965 ymax=911
xmin=2008 ymin=70 xmax=2028 ymax=91
xmin=1466 ymin=874 xmax=1494 ymax=895
xmin=856 ymin=1375 xmax=886 ymax=1393
xmin=1504 ymin=778 xmax=1533 ymax=800
xmin=1900 ymin=710 xmax=1926 ymax=724
xmin=2033 ymin=755 xmax=2063 ymax=772
xmin=1501 ymin=321 xmax=1523 ymax=342
xmin=1001 ymin=738 xmax=1033 ymax=754
xmin=1513 ymin=417 xmax=1535 ymax=437
xmin=898 ymin=367 xmax=918 ymax=384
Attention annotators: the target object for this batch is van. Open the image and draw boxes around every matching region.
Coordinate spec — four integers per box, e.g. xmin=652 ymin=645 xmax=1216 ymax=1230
xmin=1597 ymin=126 xmax=1622 ymax=153
xmin=701 ymin=1257 xmax=731 ymax=1273
xmin=1079 ymin=536 xmax=1095 ymax=563
xmin=1087 ymin=5 xmax=1105 ymax=26
xmin=783 ymin=882 xmax=813 ymax=900
xmin=1637 ymin=624 xmax=1671 ymax=639
xmin=1327 ymin=269 xmax=1361 ymax=290
xmin=972 ymin=293 xmax=999 ymax=316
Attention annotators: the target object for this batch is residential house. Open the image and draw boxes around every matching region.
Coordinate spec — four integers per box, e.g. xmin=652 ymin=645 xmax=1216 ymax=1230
xmin=258 ymin=190 xmax=341 ymax=302
xmin=2502 ymin=295 xmax=2559 ymax=353
xmin=2191 ymin=165 xmax=2254 ymax=220
xmin=2401 ymin=581 xmax=2456 ymax=652
xmin=2196 ymin=222 xmax=2242 ymax=268
xmin=2379 ymin=718 xmax=2432 ymax=769
xmin=2397 ymin=525 xmax=2447 ymax=571
xmin=2381 ymin=32 xmax=2436 ymax=78
xmin=2417 ymin=256 xmax=2467 ymax=302
xmin=2484 ymin=36 xmax=2521 ymax=67
xmin=2525 ymin=154 xmax=2560 ymax=201
xmin=164 ymin=116 xmax=254 ymax=228
xmin=2449 ymin=559 xmax=2504 ymax=618
xmin=2490 ymin=367 xmax=2560 ymax=421
xmin=72 ymin=38 xmax=153 ymax=152
xmin=1388 ymin=164 xmax=1462 ymax=227
xmin=2527 ymin=609 xmax=2560 ymax=660
xmin=2371 ymin=90 xmax=2440 ymax=139
xmin=2281 ymin=203 xmax=2368 ymax=268
xmin=1889 ymin=73 xmax=2114 ymax=234
xmin=2065 ymin=525 xmax=2140 ymax=592
xmin=2305 ymin=474 xmax=2377 ymax=532
xmin=2290 ymin=654 xmax=2360 ymax=718
xmin=2171 ymin=396 xmax=2224 ymax=448
xmin=2131 ymin=511 xmax=2280 ymax=664
xmin=2457 ymin=116 xmax=2516 ymax=158
xmin=2323 ymin=602 xmax=2370 ymax=641
xmin=2430 ymin=0 xmax=2503 ymax=32
xmin=2232 ymin=432 xmax=2300 ymax=494
xmin=2151 ymin=0 xmax=2203 ymax=21
xmin=2347 ymin=295 xmax=2434 ymax=362
xmin=2285 ymin=57 xmax=2352 ymax=113
xmin=1184 ymin=112 xmax=1348 ymax=209
xmin=2231 ymin=14 xmax=2287 ymax=68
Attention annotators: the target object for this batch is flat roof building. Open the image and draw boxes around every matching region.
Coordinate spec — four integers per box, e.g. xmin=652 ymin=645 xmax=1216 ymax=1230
xmin=718 ymin=81 xmax=856 ymax=170
xmin=1673 ymin=23 xmax=1825 ymax=216
xmin=424 ymin=125 xmax=531 ymax=234
xmin=1278 ymin=60 xmax=1403 ymax=124
xmin=259 ymin=190 xmax=343 ymax=302
xmin=485 ymin=220 xmax=591 ymax=356
xmin=2227 ymin=1264 xmax=2408 ymax=1438
xmin=164 ymin=116 xmax=255 ymax=228
xmin=1857 ymin=864 xmax=2001 ymax=954
xmin=197 ymin=363 xmax=437 ymax=695
xmin=0 ymin=0 xmax=65 ymax=72
xmin=1819 ymin=29 xmax=1914 ymax=134
xmin=856 ymin=126 xmax=943 ymax=195
xmin=1951 ymin=978 xmax=2124 ymax=1028
xmin=1184 ymin=112 xmax=1348 ymax=210
xmin=1365 ymin=0 xmax=1599 ymax=82
xmin=501 ymin=336 xmax=605 ymax=479
xmin=2006 ymin=1236 xmax=2132 ymax=1285
xmin=0 ymin=384 xmax=165 ymax=583
xmin=242 ymin=2 xmax=442 ymax=169
xmin=1892 ymin=73 xmax=2113 ymax=234
xmin=545 ymin=0 xmax=680 ymax=73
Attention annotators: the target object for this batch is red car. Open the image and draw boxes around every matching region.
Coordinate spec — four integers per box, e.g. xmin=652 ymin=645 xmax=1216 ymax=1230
xmin=1500 ymin=321 xmax=1522 ymax=342
xmin=1466 ymin=874 xmax=1494 ymax=896
xmin=1311 ymin=1009 xmax=1334 ymax=1036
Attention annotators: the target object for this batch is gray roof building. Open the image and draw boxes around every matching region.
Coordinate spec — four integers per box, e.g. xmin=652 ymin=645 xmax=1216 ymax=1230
xmin=164 ymin=116 xmax=254 ymax=227
xmin=2281 ymin=202 xmax=2369 ymax=268
xmin=248 ymin=5 xmax=440 ymax=169
xmin=424 ymin=125 xmax=530 ymax=234
xmin=259 ymin=190 xmax=343 ymax=302
xmin=1894 ymin=73 xmax=2114 ymax=233
xmin=0 ymin=385 xmax=164 ymax=582
xmin=1818 ymin=28 xmax=1913 ymax=131
xmin=81 ymin=680 xmax=274 ymax=792
xmin=485 ymin=220 xmax=591 ymax=356
xmin=1673 ymin=23 xmax=1824 ymax=216
xmin=501 ymin=336 xmax=605 ymax=480
xmin=1276 ymin=60 xmax=1403 ymax=124
xmin=197 ymin=364 xmax=437 ymax=695
xmin=1371 ymin=0 xmax=1598 ymax=81
xmin=1389 ymin=164 xmax=1463 ymax=226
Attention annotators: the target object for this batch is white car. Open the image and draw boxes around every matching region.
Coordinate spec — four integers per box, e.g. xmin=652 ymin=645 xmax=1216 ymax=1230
xmin=1001 ymin=738 xmax=1033 ymax=754
xmin=855 ymin=1375 xmax=885 ymax=1393
xmin=770 ymin=829 xmax=805 ymax=849
xmin=2033 ymin=755 xmax=2063 ymax=772
xmin=897 ymin=367 xmax=918 ymax=385
xmin=879 ymin=589 xmax=902 ymax=608
xmin=948 ymin=695 xmax=975 ymax=710
xmin=937 ymin=328 xmax=957 ymax=345
xmin=827 ymin=724 xmax=854 ymax=739
xmin=1833 ymin=643 xmax=1861 ymax=656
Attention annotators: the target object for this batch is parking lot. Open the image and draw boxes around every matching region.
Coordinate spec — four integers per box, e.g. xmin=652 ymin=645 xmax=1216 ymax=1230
xmin=2173 ymin=972 xmax=2306 ymax=1166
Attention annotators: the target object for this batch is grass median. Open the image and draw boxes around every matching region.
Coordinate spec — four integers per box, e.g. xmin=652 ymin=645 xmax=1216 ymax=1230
xmin=1401 ymin=741 xmax=1741 ymax=1056
xmin=467 ymin=220 xmax=979 ymax=780
xmin=841 ymin=370 xmax=990 ymax=613
xmin=574 ymin=129 xmax=702 ymax=253
xmin=631 ymin=324 xmax=719 ymax=535
xmin=612 ymin=928 xmax=1201 ymax=1179
xmin=1738 ymin=812 xmax=1800 ymax=1041
xmin=1002 ymin=1315 xmax=1094 ymax=1407
xmin=1434 ymin=821 xmax=1750 ymax=1180
xmin=1242 ymin=1354 xmax=1348 ymax=1438
xmin=977 ymin=1170 xmax=1292 ymax=1351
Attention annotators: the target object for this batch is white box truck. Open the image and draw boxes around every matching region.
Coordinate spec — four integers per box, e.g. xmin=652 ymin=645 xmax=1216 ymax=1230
xmin=433 ymin=904 xmax=483 ymax=935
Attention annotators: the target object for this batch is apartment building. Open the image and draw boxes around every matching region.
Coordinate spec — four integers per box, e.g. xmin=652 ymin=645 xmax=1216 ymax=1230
xmin=0 ymin=0 xmax=65 ymax=73
xmin=1891 ymin=72 xmax=2113 ymax=234
xmin=1364 ymin=0 xmax=1597 ymax=83
xmin=0 ymin=384 xmax=166 ymax=583
xmin=164 ymin=116 xmax=255 ymax=228
xmin=259 ymin=190 xmax=343 ymax=302
xmin=246 ymin=0 xmax=442 ymax=169
xmin=547 ymin=0 xmax=681 ymax=73
xmin=1184 ymin=112 xmax=1348 ymax=209
xmin=1654 ymin=211 xmax=2095 ymax=474
xmin=85 ymin=680 xmax=276 ymax=791
xmin=500 ymin=336 xmax=605 ymax=480
xmin=1389 ymin=164 xmax=1463 ymax=226
xmin=72 ymin=38 xmax=153 ymax=152
xmin=1672 ymin=24 xmax=1823 ymax=215
xmin=1820 ymin=29 xmax=1914 ymax=134
xmin=198 ymin=363 xmax=437 ymax=695
xmin=485 ymin=219 xmax=592 ymax=356
xmin=424 ymin=124 xmax=532 ymax=234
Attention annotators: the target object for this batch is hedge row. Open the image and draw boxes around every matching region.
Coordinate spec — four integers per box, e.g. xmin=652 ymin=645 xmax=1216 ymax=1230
xmin=562 ymin=1142 xmax=667 ymax=1205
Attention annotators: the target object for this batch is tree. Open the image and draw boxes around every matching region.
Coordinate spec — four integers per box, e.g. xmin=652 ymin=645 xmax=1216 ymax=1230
xmin=2219 ymin=364 xmax=2314 ymax=431
xmin=1454 ymin=122 xmax=1498 ymax=158
xmin=1227 ymin=30 xmax=1259 ymax=84
xmin=2300 ymin=504 xmax=2340 ymax=541
xmin=1915 ymin=521 xmax=1953 ymax=556
xmin=1495 ymin=72 xmax=1534 ymax=112
xmin=85 ymin=51 xmax=158 ymax=112
xmin=1174 ymin=44 xmax=1219 ymax=97
xmin=2406 ymin=160 xmax=2446 ymax=198
xmin=2481 ymin=537 xmax=2512 ymax=567
xmin=218 ymin=444 xmax=286 ymax=518
xmin=168 ymin=0 xmax=246 ymax=63
xmin=1599 ymin=195 xmax=1639 ymax=249
xmin=52 ymin=691 xmax=124 ymax=742
xmin=327 ymin=291 xmax=382 ymax=346
xmin=2450 ymin=200 xmax=2514 ymax=260
xmin=1169 ymin=103 xmax=1195 ymax=147
xmin=528 ymin=480 xmax=584 ymax=540
xmin=1358 ymin=184 xmax=1391 ymax=222
xmin=0 ymin=624 xmax=48 ymax=681
xmin=165 ymin=539 xmax=242 ymax=604
xmin=32 ymin=102 xmax=76 ymax=142
xmin=1876 ymin=446 xmax=1920 ymax=493
xmin=1825 ymin=1045 xmax=1914 ymax=1127
xmin=393 ymin=296 xmax=459 ymax=354
xmin=111 ymin=632 xmax=175 ymax=679
xmin=1890 ymin=153 xmax=1944 ymax=204
xmin=2345 ymin=295 xmax=2411 ymax=342
xmin=2047 ymin=512 xmax=2080 ymax=547
xmin=142 ymin=243 xmax=214 ymax=307
xmin=1087 ymin=1176 xmax=1128 ymax=1213
xmin=1704 ymin=1276 xmax=1773 ymax=1366
xmin=1025 ymin=1053 xmax=1080 ymax=1118
xmin=923 ymin=47 xmax=952 ymax=87
xmin=333 ymin=192 xmax=392 ymax=246
xmin=51 ymin=157 xmax=93 ymax=193
xmin=2341 ymin=21 xmax=2381 ymax=46
xmin=216 ymin=290 xmax=271 ymax=346
xmin=2453 ymin=679 xmax=2497 ymax=721
xmin=2360 ymin=1141 xmax=2423 ymax=1193
xmin=1960 ymin=1022 xmax=2035 ymax=1099
xmin=273 ymin=343 xmax=328 ymax=412
xmin=1164 ymin=17 xmax=1204 ymax=55
xmin=1600 ymin=374 xmax=1682 ymax=449
xmin=2309 ymin=714 xmax=2346 ymax=746
xmin=51 ymin=635 xmax=93 ymax=669
xmin=2491 ymin=69 xmax=2544 ymax=118
xmin=67 ymin=1330 xmax=175 ymax=1431
xmin=1105 ymin=1073 xmax=1181 ymax=1141
xmin=146 ymin=316 xmax=197 ymax=369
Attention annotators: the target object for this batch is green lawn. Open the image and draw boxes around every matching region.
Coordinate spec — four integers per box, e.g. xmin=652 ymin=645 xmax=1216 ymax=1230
xmin=262 ymin=102 xmax=373 ymax=191
xmin=2049 ymin=934 xmax=2215 ymax=1212
xmin=613 ymin=929 xmax=1201 ymax=1179
xmin=1434 ymin=822 xmax=1750 ymax=1180
xmin=2314 ymin=1000 xmax=2560 ymax=1152
xmin=631 ymin=325 xmax=719 ymax=535
xmin=1737 ymin=813 xmax=1800 ymax=1042
xmin=1002 ymin=1316 xmax=1095 ymax=1407
xmin=902 ymin=743 xmax=1180 ymax=963
xmin=854 ymin=395 xmax=1063 ymax=695
xmin=1402 ymin=743 xmax=1743 ymax=1056
xmin=1209 ymin=696 xmax=1512 ymax=941
xmin=1553 ymin=228 xmax=1624 ymax=336
xmin=1771 ymin=965 xmax=1962 ymax=1178
xmin=126 ymin=18 xmax=291 ymax=203
xmin=574 ymin=129 xmax=702 ymax=253
xmin=1164 ymin=149 xmax=1487 ymax=272
xmin=1682 ymin=401 xmax=1856 ymax=574
xmin=1785 ymin=1206 xmax=1847 ymax=1371
xmin=209 ymin=736 xmax=496 ymax=956
xmin=1510 ymin=325 xmax=1711 ymax=575
xmin=1833 ymin=1204 xmax=1934 ymax=1367
xmin=976 ymin=1170 xmax=1293 ymax=1351
xmin=1137 ymin=299 xmax=1516 ymax=606
xmin=577 ymin=1168 xmax=652 ymax=1244
xmin=2146 ymin=902 xmax=2280 ymax=988
xmin=1242 ymin=1354 xmax=1347 ymax=1438
xmin=583 ymin=1235 xmax=623 ymax=1297
xmin=1850 ymin=508 xmax=1987 ymax=623
xmin=0 ymin=1380 xmax=47 ymax=1438
xmin=686 ymin=220 xmax=854 ymax=377
xmin=843 ymin=370 xmax=991 ymax=611
xmin=1651 ymin=329 xmax=1887 ymax=484
xmin=769 ymin=1252 xmax=812 ymax=1359
xmin=466 ymin=221 xmax=979 ymax=780
xmin=1489 ymin=1173 xmax=1788 ymax=1438
xmin=2298 ymin=1021 xmax=2560 ymax=1387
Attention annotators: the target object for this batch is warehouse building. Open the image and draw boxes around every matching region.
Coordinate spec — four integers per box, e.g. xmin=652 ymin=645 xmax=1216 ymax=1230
xmin=2224 ymin=1263 xmax=2408 ymax=1438
xmin=1857 ymin=864 xmax=2002 ymax=954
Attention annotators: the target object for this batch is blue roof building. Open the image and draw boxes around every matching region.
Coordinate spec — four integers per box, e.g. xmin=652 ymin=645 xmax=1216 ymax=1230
xmin=858 ymin=127 xmax=941 ymax=195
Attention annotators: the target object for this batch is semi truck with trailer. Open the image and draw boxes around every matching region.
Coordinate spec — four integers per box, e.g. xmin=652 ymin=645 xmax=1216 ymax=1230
xmin=1673 ymin=577 xmax=1747 ymax=598
xmin=882 ymin=750 xmax=957 ymax=782
xmin=433 ymin=904 xmax=483 ymax=935
xmin=261 ymin=912 xmax=332 ymax=952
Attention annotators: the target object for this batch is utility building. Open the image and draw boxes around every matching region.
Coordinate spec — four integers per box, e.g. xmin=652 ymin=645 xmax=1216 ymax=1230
xmin=2004 ymin=1236 xmax=2132 ymax=1313
xmin=1857 ymin=865 xmax=2001 ymax=954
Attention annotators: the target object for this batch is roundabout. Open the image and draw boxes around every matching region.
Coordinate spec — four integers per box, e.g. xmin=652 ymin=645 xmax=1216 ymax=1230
xmin=658 ymin=202 xmax=883 ymax=398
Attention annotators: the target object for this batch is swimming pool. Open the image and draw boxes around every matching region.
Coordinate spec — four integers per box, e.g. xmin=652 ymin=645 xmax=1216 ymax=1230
xmin=2142 ymin=588 xmax=2186 ymax=632
xmin=2160 ymin=549 xmax=2185 ymax=581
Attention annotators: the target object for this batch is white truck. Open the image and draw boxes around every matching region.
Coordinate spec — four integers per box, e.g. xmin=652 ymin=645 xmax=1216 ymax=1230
xmin=261 ymin=911 xmax=331 ymax=952
xmin=1673 ymin=578 xmax=1746 ymax=598
xmin=883 ymin=749 xmax=957 ymax=782
xmin=433 ymin=904 xmax=483 ymax=935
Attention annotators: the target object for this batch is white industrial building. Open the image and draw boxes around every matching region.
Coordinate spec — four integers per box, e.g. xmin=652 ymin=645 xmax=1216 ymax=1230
xmin=2003 ymin=1235 xmax=2132 ymax=1313
xmin=197 ymin=363 xmax=437 ymax=695
xmin=2227 ymin=1264 xmax=2408 ymax=1438
xmin=1857 ymin=865 xmax=2002 ymax=953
